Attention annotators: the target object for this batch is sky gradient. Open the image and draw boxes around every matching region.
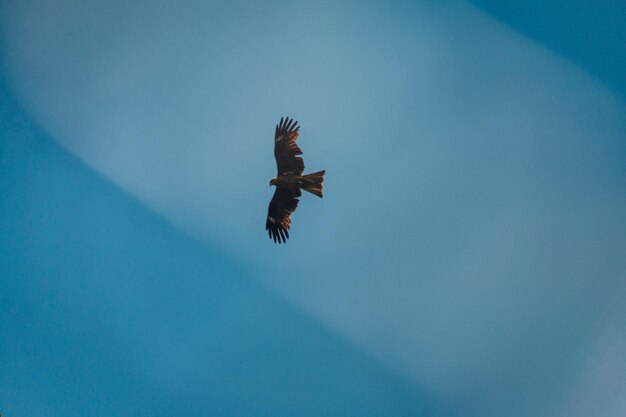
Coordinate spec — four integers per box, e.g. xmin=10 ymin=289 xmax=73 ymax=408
xmin=2 ymin=1 xmax=625 ymax=416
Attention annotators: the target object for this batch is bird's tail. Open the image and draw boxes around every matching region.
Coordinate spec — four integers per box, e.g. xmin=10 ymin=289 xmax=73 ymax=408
xmin=300 ymin=170 xmax=325 ymax=198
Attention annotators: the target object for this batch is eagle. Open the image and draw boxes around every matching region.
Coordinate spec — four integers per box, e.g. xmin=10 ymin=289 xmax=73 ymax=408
xmin=266 ymin=117 xmax=325 ymax=244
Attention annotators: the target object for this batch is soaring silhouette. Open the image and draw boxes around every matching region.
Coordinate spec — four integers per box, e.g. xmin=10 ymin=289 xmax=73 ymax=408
xmin=267 ymin=117 xmax=325 ymax=243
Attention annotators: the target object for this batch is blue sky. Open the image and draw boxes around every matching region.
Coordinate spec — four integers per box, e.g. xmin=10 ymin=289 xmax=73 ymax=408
xmin=0 ymin=73 xmax=426 ymax=416
xmin=1 ymin=1 xmax=626 ymax=416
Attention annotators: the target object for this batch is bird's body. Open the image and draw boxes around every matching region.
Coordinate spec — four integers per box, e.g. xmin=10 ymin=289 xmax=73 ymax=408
xmin=266 ymin=117 xmax=325 ymax=244
xmin=271 ymin=173 xmax=299 ymax=189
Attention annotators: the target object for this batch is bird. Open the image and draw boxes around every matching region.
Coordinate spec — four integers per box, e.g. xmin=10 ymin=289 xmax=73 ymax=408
xmin=266 ymin=117 xmax=325 ymax=244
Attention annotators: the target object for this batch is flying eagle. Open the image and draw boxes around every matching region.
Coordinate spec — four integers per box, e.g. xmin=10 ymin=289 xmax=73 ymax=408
xmin=266 ymin=117 xmax=325 ymax=244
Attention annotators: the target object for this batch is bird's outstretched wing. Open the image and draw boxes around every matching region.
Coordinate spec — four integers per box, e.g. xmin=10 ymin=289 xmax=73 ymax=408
xmin=266 ymin=186 xmax=301 ymax=244
xmin=274 ymin=116 xmax=304 ymax=176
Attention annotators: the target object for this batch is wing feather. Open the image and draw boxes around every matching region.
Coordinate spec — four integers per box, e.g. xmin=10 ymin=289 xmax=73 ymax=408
xmin=266 ymin=186 xmax=301 ymax=244
xmin=274 ymin=116 xmax=304 ymax=176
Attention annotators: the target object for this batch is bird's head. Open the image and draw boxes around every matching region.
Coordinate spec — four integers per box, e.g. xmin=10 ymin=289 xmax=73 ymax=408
xmin=269 ymin=177 xmax=277 ymax=186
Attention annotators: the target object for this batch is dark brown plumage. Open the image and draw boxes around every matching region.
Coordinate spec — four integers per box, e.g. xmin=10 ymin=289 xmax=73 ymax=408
xmin=266 ymin=117 xmax=325 ymax=244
